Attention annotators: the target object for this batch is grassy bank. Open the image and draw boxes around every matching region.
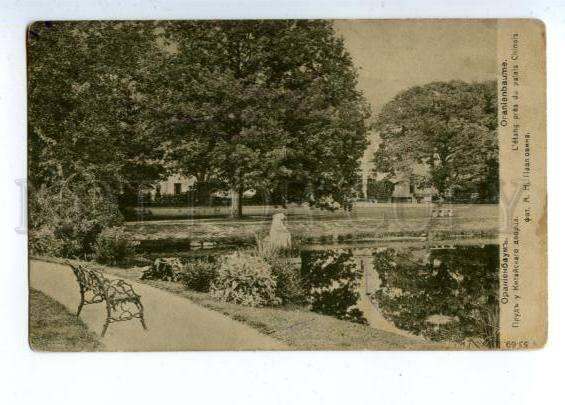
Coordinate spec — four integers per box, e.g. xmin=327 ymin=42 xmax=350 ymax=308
xmin=29 ymin=288 xmax=102 ymax=352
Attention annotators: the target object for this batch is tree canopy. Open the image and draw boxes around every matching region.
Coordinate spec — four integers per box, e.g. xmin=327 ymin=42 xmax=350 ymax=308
xmin=28 ymin=21 xmax=163 ymax=193
xmin=374 ymin=81 xmax=498 ymax=202
xmin=151 ymin=21 xmax=370 ymax=215
xmin=28 ymin=21 xmax=164 ymax=255
xmin=28 ymin=20 xmax=371 ymax=218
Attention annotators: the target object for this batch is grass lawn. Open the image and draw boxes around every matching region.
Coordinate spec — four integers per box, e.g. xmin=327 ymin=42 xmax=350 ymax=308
xmin=29 ymin=288 xmax=102 ymax=352
xmin=100 ymin=265 xmax=444 ymax=350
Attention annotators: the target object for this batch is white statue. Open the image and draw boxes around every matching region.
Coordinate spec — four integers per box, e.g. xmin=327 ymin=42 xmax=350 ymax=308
xmin=268 ymin=212 xmax=291 ymax=250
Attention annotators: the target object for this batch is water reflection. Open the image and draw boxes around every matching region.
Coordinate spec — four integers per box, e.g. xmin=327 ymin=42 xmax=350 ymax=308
xmin=372 ymin=245 xmax=499 ymax=348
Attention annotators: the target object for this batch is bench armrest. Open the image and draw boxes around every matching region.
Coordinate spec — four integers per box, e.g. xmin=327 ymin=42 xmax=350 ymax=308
xmin=104 ymin=278 xmax=141 ymax=300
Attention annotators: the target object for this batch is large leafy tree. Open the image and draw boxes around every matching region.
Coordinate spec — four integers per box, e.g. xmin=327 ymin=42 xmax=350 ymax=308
xmin=28 ymin=21 xmax=164 ymax=196
xmin=374 ymin=81 xmax=498 ymax=202
xmin=151 ymin=20 xmax=370 ymax=217
xmin=28 ymin=20 xmax=370 ymax=223
xmin=27 ymin=21 xmax=165 ymax=255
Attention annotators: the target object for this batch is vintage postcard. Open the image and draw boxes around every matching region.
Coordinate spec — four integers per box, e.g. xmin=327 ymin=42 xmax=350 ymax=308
xmin=27 ymin=19 xmax=546 ymax=351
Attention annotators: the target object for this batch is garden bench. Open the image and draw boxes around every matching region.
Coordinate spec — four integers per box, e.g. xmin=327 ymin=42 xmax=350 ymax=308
xmin=66 ymin=261 xmax=147 ymax=337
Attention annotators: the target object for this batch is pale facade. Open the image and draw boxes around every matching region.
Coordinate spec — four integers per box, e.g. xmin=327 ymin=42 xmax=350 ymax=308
xmin=150 ymin=174 xmax=195 ymax=198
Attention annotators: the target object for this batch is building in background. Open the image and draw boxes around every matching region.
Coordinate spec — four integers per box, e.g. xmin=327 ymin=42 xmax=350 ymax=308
xmin=150 ymin=174 xmax=195 ymax=199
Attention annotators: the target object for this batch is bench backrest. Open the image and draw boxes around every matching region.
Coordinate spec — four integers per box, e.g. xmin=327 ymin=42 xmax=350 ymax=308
xmin=66 ymin=261 xmax=107 ymax=303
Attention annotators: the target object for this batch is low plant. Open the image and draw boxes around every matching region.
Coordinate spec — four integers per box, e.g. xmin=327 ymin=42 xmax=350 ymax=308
xmin=140 ymin=257 xmax=185 ymax=281
xmin=29 ymin=226 xmax=64 ymax=257
xmin=210 ymin=252 xmax=281 ymax=307
xmin=29 ymin=180 xmax=122 ymax=258
xmin=253 ymin=234 xmax=306 ymax=306
xmin=182 ymin=258 xmax=219 ymax=292
xmin=268 ymin=257 xmax=307 ymax=306
xmin=94 ymin=227 xmax=138 ymax=265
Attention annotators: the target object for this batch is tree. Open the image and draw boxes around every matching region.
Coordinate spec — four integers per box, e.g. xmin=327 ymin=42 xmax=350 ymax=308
xmin=27 ymin=21 xmax=166 ymax=255
xmin=366 ymin=178 xmax=394 ymax=201
xmin=28 ymin=21 xmax=371 ymax=222
xmin=150 ymin=21 xmax=371 ymax=217
xmin=374 ymin=81 xmax=498 ymax=202
xmin=28 ymin=21 xmax=164 ymax=198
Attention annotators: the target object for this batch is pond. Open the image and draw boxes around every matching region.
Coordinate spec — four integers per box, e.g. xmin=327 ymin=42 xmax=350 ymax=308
xmin=297 ymin=243 xmax=499 ymax=348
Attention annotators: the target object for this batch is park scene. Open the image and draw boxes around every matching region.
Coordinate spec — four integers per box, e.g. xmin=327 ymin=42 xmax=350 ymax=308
xmin=27 ymin=20 xmax=500 ymax=350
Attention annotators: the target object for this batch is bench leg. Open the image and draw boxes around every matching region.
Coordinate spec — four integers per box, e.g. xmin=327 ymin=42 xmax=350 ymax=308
xmin=77 ymin=291 xmax=85 ymax=317
xmin=101 ymin=320 xmax=109 ymax=337
xmin=137 ymin=299 xmax=147 ymax=330
xmin=101 ymin=301 xmax=112 ymax=337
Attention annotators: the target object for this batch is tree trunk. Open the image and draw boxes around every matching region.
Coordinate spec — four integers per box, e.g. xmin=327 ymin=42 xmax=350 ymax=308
xmin=230 ymin=187 xmax=242 ymax=218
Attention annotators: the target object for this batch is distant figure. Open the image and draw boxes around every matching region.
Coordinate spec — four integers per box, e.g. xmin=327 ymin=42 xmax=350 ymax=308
xmin=269 ymin=212 xmax=292 ymax=250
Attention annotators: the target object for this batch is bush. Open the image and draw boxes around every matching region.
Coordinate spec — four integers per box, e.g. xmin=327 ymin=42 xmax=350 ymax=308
xmin=140 ymin=257 xmax=185 ymax=281
xmin=269 ymin=257 xmax=307 ymax=306
xmin=254 ymin=234 xmax=306 ymax=306
xmin=94 ymin=227 xmax=138 ymax=265
xmin=210 ymin=252 xmax=281 ymax=307
xmin=182 ymin=258 xmax=219 ymax=292
xmin=28 ymin=180 xmax=122 ymax=258
xmin=29 ymin=226 xmax=63 ymax=257
xmin=301 ymin=249 xmax=367 ymax=324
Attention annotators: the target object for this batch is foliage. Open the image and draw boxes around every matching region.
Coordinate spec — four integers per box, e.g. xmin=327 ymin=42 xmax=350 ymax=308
xmin=374 ymin=81 xmax=498 ymax=202
xmin=28 ymin=226 xmax=62 ymax=257
xmin=28 ymin=180 xmax=122 ymax=258
xmin=28 ymin=21 xmax=164 ymax=195
xmin=210 ymin=252 xmax=281 ymax=307
xmin=301 ymin=249 xmax=367 ymax=324
xmin=269 ymin=257 xmax=307 ymax=306
xmin=27 ymin=22 xmax=167 ymax=255
xmin=94 ymin=227 xmax=138 ymax=265
xmin=182 ymin=258 xmax=219 ymax=292
xmin=152 ymin=20 xmax=371 ymax=216
xmin=140 ymin=257 xmax=185 ymax=282
xmin=28 ymin=21 xmax=370 ymax=221
xmin=372 ymin=245 xmax=499 ymax=348
xmin=253 ymin=233 xmax=306 ymax=306
xmin=253 ymin=233 xmax=280 ymax=260
xmin=366 ymin=178 xmax=394 ymax=201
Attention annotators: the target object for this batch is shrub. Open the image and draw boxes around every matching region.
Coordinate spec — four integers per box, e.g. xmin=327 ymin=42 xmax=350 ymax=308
xmin=140 ymin=257 xmax=185 ymax=281
xmin=94 ymin=227 xmax=138 ymax=265
xmin=182 ymin=258 xmax=219 ymax=292
xmin=254 ymin=234 xmax=306 ymax=306
xmin=210 ymin=252 xmax=281 ymax=307
xmin=28 ymin=226 xmax=62 ymax=257
xmin=28 ymin=180 xmax=122 ymax=258
xmin=268 ymin=257 xmax=307 ymax=306
xmin=301 ymin=249 xmax=367 ymax=324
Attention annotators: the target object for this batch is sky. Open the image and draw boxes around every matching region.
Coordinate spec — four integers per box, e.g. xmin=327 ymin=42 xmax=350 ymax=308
xmin=333 ymin=19 xmax=498 ymax=115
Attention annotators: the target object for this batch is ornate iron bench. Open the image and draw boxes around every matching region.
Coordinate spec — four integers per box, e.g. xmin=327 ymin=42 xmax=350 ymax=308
xmin=66 ymin=261 xmax=147 ymax=337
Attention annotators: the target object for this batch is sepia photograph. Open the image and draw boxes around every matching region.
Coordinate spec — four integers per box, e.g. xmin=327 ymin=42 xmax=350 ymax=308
xmin=26 ymin=19 xmax=542 ymax=351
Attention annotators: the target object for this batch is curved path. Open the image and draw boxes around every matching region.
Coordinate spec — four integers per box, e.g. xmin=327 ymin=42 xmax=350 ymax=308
xmin=29 ymin=260 xmax=288 ymax=351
